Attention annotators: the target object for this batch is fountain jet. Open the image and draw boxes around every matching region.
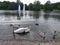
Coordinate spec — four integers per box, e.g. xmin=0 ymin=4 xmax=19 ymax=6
xmin=23 ymin=4 xmax=25 ymax=16
xmin=17 ymin=0 xmax=21 ymax=17
xmin=18 ymin=5 xmax=21 ymax=16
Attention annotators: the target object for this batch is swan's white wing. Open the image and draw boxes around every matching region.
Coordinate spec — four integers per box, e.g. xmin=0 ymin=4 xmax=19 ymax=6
xmin=14 ymin=28 xmax=25 ymax=33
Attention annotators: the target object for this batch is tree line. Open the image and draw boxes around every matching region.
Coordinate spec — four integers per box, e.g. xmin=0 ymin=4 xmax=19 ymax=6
xmin=0 ymin=1 xmax=60 ymax=11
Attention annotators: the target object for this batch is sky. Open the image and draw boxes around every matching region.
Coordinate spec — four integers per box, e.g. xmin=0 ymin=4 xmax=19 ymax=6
xmin=0 ymin=0 xmax=60 ymax=5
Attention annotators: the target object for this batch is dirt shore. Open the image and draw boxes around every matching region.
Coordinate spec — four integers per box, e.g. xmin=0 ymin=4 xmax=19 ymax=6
xmin=0 ymin=39 xmax=60 ymax=45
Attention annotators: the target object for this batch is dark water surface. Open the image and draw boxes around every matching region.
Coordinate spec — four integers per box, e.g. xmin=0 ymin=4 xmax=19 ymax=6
xmin=0 ymin=10 xmax=60 ymax=41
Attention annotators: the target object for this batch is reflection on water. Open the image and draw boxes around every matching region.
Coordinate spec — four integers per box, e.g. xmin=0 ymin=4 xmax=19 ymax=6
xmin=0 ymin=10 xmax=60 ymax=41
xmin=33 ymin=11 xmax=40 ymax=19
xmin=44 ymin=14 xmax=50 ymax=20
xmin=44 ymin=13 xmax=60 ymax=21
xmin=4 ymin=12 xmax=17 ymax=15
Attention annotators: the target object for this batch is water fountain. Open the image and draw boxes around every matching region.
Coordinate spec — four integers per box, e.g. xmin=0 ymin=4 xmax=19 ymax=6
xmin=22 ymin=4 xmax=26 ymax=19
xmin=17 ymin=0 xmax=26 ymax=17
xmin=17 ymin=0 xmax=21 ymax=17
xmin=23 ymin=4 xmax=25 ymax=16
xmin=18 ymin=5 xmax=21 ymax=16
xmin=17 ymin=0 xmax=21 ymax=20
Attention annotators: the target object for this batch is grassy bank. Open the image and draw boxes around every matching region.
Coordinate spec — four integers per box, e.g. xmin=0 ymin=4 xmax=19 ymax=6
xmin=53 ymin=10 xmax=60 ymax=12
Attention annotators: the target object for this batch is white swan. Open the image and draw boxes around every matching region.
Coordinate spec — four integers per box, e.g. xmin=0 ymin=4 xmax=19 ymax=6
xmin=14 ymin=26 xmax=31 ymax=33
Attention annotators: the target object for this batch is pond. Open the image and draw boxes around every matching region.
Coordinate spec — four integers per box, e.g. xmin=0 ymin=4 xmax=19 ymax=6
xmin=0 ymin=10 xmax=60 ymax=41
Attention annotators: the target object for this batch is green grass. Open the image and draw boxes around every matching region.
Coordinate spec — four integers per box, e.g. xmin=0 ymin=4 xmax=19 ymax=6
xmin=53 ymin=10 xmax=60 ymax=12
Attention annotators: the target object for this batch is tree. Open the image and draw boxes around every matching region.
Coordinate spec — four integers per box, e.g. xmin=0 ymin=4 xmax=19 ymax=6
xmin=28 ymin=3 xmax=33 ymax=10
xmin=33 ymin=1 xmax=41 ymax=11
xmin=25 ymin=4 xmax=28 ymax=10
xmin=44 ymin=0 xmax=53 ymax=11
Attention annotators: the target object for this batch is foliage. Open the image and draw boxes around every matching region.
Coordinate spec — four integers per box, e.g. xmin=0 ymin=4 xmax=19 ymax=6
xmin=0 ymin=1 xmax=60 ymax=11
xmin=33 ymin=1 xmax=41 ymax=11
xmin=44 ymin=1 xmax=60 ymax=11
xmin=0 ymin=1 xmax=17 ymax=10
